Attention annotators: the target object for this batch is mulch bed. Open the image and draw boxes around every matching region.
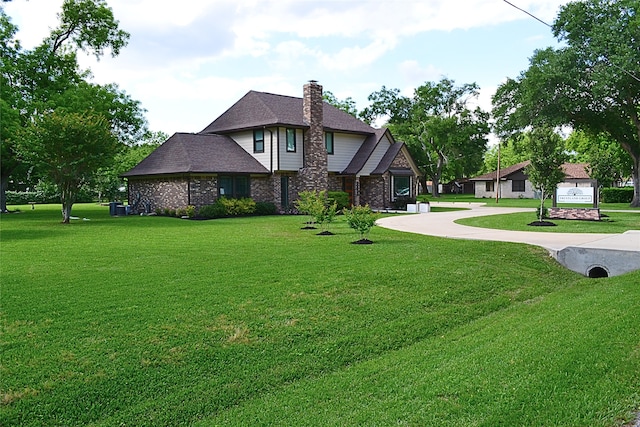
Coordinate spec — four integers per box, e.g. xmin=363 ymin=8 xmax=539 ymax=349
xmin=527 ymin=221 xmax=557 ymax=227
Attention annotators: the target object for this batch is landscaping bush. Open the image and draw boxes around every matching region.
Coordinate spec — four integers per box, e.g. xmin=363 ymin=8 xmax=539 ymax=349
xmin=198 ymin=197 xmax=258 ymax=218
xmin=392 ymin=196 xmax=415 ymax=210
xmin=601 ymin=187 xmax=634 ymax=203
xmin=254 ymin=201 xmax=277 ymax=216
xmin=327 ymin=191 xmax=350 ymax=210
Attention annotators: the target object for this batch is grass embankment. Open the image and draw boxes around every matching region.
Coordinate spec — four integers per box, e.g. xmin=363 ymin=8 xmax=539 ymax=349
xmin=1 ymin=204 xmax=639 ymax=426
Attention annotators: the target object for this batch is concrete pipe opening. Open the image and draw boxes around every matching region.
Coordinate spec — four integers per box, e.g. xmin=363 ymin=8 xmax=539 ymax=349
xmin=588 ymin=266 xmax=609 ymax=278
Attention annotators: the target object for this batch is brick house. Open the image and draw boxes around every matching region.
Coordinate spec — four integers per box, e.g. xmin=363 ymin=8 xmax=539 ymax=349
xmin=122 ymin=81 xmax=421 ymax=213
xmin=470 ymin=160 xmax=593 ymax=199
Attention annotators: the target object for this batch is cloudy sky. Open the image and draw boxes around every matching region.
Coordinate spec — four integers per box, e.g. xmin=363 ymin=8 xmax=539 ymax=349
xmin=3 ymin=0 xmax=570 ymax=137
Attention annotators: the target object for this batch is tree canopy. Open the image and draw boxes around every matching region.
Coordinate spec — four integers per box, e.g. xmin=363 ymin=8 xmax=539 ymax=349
xmin=0 ymin=1 xmax=147 ymax=215
xmin=492 ymin=0 xmax=640 ymax=206
xmin=361 ymin=78 xmax=490 ymax=197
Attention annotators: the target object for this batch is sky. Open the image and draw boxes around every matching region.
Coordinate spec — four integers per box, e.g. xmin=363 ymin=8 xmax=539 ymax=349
xmin=3 ymin=0 xmax=571 ymax=139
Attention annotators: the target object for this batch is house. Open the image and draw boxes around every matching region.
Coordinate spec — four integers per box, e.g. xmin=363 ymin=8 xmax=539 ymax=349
xmin=122 ymin=81 xmax=421 ymax=213
xmin=470 ymin=160 xmax=594 ymax=199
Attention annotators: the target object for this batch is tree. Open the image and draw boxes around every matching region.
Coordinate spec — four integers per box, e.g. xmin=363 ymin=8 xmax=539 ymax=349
xmin=0 ymin=1 xmax=145 ymax=212
xmin=492 ymin=0 xmax=640 ymax=207
xmin=18 ymin=111 xmax=119 ymax=223
xmin=481 ymin=137 xmax=530 ymax=174
xmin=362 ymin=78 xmax=490 ymax=197
xmin=566 ymin=130 xmax=632 ymax=188
xmin=323 ymin=91 xmax=358 ymax=117
xmin=525 ymin=127 xmax=568 ymax=223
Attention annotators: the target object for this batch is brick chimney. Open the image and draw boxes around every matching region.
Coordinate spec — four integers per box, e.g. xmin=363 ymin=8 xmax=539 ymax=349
xmin=300 ymin=80 xmax=328 ymax=192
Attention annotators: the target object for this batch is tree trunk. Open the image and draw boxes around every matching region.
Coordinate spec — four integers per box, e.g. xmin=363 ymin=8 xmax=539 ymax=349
xmin=539 ymin=187 xmax=545 ymax=223
xmin=60 ymin=183 xmax=75 ymax=224
xmin=630 ymin=154 xmax=639 ymax=208
xmin=0 ymin=175 xmax=8 ymax=213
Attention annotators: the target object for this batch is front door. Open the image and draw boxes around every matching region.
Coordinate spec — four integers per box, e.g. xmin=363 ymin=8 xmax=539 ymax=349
xmin=343 ymin=177 xmax=354 ymax=205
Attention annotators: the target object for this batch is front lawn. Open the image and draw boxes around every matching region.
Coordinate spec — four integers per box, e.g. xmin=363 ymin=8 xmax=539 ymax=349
xmin=1 ymin=204 xmax=638 ymax=426
xmin=457 ymin=210 xmax=640 ymax=233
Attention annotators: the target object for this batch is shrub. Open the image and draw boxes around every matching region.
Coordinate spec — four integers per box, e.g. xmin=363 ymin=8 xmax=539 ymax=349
xmin=295 ymin=191 xmax=324 ymax=225
xmin=416 ymin=194 xmax=430 ymax=203
xmin=255 ymin=202 xmax=277 ymax=216
xmin=392 ymin=196 xmax=415 ymax=210
xmin=343 ymin=204 xmax=378 ymax=241
xmin=601 ymin=187 xmax=633 ymax=203
xmin=185 ymin=205 xmax=196 ymax=218
xmin=327 ymin=191 xmax=350 ymax=211
xmin=198 ymin=197 xmax=257 ymax=218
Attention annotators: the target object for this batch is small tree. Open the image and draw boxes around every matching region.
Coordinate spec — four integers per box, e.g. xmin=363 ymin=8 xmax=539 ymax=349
xmin=525 ymin=126 xmax=567 ymax=223
xmin=316 ymin=199 xmax=337 ymax=234
xmin=295 ymin=190 xmax=324 ymax=228
xmin=343 ymin=204 xmax=378 ymax=243
xmin=18 ymin=111 xmax=119 ymax=223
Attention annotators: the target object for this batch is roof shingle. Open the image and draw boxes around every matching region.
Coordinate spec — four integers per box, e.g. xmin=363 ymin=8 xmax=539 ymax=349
xmin=121 ymin=133 xmax=270 ymax=177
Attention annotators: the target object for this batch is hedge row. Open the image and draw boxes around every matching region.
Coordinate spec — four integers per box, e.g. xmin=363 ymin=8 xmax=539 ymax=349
xmin=600 ymin=187 xmax=634 ymax=203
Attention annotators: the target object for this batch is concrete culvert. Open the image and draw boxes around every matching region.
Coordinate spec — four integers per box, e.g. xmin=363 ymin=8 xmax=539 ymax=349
xmin=588 ymin=266 xmax=609 ymax=278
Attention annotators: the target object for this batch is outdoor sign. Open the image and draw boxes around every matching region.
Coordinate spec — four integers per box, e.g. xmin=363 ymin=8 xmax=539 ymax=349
xmin=556 ymin=187 xmax=594 ymax=204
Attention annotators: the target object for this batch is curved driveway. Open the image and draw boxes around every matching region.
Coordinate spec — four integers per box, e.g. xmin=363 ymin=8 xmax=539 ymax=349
xmin=376 ymin=202 xmax=640 ymax=254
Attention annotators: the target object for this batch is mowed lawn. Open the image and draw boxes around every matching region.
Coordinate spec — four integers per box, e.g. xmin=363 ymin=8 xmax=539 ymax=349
xmin=1 ymin=204 xmax=639 ymax=426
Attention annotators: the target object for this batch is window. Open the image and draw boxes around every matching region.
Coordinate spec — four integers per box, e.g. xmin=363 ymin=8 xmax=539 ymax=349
xmin=253 ymin=129 xmax=264 ymax=153
xmin=218 ymin=175 xmax=250 ymax=199
xmin=286 ymin=128 xmax=296 ymax=152
xmin=393 ymin=175 xmax=411 ymax=199
xmin=486 ymin=181 xmax=494 ymax=192
xmin=325 ymin=132 xmax=334 ymax=154
xmin=512 ymin=180 xmax=525 ymax=192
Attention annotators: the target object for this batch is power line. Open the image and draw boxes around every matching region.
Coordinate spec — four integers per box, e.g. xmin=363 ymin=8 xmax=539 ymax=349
xmin=502 ymin=0 xmax=640 ymax=83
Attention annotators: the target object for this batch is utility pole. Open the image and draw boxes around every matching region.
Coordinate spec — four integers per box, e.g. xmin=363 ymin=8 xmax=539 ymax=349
xmin=495 ymin=142 xmax=500 ymax=203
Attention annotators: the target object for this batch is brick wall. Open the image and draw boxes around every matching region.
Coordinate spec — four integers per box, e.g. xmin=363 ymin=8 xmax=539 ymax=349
xmin=128 ymin=177 xmax=189 ymax=214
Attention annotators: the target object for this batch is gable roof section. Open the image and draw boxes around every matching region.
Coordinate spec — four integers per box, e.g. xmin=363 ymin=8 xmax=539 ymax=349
xmin=471 ymin=161 xmax=591 ymax=181
xmin=121 ymin=133 xmax=270 ymax=177
xmin=341 ymin=129 xmax=387 ymax=174
xmin=200 ymin=90 xmax=375 ymax=135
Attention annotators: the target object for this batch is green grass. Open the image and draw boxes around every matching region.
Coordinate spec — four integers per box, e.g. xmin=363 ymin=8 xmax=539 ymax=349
xmin=427 ymin=194 xmax=639 ymax=210
xmin=1 ymin=204 xmax=639 ymax=426
xmin=457 ymin=210 xmax=640 ymax=233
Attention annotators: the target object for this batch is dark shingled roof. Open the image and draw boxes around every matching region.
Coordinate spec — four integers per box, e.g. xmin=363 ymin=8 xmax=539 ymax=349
xmin=121 ymin=133 xmax=270 ymax=177
xmin=201 ymin=90 xmax=375 ymax=135
xmin=471 ymin=160 xmax=591 ymax=181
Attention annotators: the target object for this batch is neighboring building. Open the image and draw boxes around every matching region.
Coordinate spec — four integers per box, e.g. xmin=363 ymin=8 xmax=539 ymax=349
xmin=122 ymin=81 xmax=421 ymax=213
xmin=470 ymin=161 xmax=593 ymax=199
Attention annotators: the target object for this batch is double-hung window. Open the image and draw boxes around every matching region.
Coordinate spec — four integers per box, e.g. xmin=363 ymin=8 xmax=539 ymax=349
xmin=512 ymin=180 xmax=525 ymax=192
xmin=253 ymin=129 xmax=264 ymax=153
xmin=286 ymin=128 xmax=296 ymax=152
xmin=325 ymin=132 xmax=334 ymax=154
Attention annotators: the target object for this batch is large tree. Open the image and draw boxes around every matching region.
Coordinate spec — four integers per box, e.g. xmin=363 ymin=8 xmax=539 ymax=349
xmin=566 ymin=130 xmax=632 ymax=188
xmin=493 ymin=0 xmax=640 ymax=207
xmin=362 ymin=78 xmax=490 ymax=197
xmin=0 ymin=0 xmax=145 ymax=212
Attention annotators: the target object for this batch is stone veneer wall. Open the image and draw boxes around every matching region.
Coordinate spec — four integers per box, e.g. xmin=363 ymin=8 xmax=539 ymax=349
xmin=548 ymin=207 xmax=601 ymax=220
xmin=250 ymin=176 xmax=272 ymax=203
xmin=299 ymin=81 xmax=328 ymax=192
